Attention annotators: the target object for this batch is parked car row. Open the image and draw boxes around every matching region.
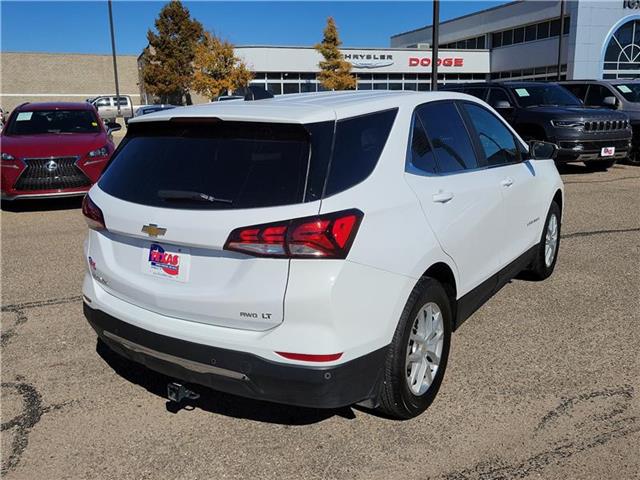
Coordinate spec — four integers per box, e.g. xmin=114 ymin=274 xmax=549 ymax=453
xmin=444 ymin=80 xmax=636 ymax=170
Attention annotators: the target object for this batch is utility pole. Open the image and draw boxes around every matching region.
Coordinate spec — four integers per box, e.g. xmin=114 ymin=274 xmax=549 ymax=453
xmin=108 ymin=0 xmax=121 ymax=117
xmin=557 ymin=0 xmax=565 ymax=81
xmin=431 ymin=0 xmax=440 ymax=91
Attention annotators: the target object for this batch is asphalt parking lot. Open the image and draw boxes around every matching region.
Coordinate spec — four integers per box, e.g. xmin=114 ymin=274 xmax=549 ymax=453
xmin=1 ymin=163 xmax=639 ymax=480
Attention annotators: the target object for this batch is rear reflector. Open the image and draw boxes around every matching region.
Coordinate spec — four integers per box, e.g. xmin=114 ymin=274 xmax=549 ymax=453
xmin=276 ymin=352 xmax=343 ymax=362
xmin=224 ymin=209 xmax=363 ymax=259
xmin=82 ymin=195 xmax=106 ymax=231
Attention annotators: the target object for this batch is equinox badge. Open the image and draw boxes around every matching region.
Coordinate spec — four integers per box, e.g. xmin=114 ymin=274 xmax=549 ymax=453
xmin=142 ymin=224 xmax=167 ymax=238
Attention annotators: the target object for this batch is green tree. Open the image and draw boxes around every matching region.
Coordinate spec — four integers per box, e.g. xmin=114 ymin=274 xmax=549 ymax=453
xmin=192 ymin=32 xmax=253 ymax=100
xmin=141 ymin=1 xmax=203 ymax=104
xmin=314 ymin=17 xmax=356 ymax=91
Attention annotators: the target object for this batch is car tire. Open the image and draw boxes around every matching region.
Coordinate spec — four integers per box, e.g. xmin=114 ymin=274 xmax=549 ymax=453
xmin=525 ymin=201 xmax=561 ymax=281
xmin=377 ymin=277 xmax=452 ymax=419
xmin=585 ymin=159 xmax=616 ymax=171
xmin=626 ymin=151 xmax=640 ymax=166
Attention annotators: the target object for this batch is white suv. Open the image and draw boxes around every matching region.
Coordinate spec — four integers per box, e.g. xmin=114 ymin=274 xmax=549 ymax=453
xmin=82 ymin=91 xmax=563 ymax=419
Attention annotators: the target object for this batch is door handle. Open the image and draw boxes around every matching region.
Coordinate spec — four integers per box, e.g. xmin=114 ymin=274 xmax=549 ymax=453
xmin=501 ymin=177 xmax=514 ymax=188
xmin=432 ymin=191 xmax=454 ymax=203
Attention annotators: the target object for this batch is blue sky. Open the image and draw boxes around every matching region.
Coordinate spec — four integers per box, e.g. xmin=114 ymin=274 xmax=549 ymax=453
xmin=1 ymin=1 xmax=508 ymax=55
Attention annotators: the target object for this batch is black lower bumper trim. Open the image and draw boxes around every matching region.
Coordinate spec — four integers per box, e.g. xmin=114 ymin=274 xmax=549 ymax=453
xmin=84 ymin=303 xmax=387 ymax=409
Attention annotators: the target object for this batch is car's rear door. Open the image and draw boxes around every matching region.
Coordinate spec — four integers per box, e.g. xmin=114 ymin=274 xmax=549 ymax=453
xmin=86 ymin=119 xmax=331 ymax=331
xmin=403 ymin=100 xmax=506 ymax=296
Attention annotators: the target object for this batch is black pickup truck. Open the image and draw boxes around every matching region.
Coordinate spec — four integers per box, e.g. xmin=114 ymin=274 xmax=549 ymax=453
xmin=445 ymin=82 xmax=632 ymax=171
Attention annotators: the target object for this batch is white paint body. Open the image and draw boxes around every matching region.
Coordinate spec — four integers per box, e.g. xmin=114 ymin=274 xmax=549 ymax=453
xmin=83 ymin=91 xmax=563 ymax=367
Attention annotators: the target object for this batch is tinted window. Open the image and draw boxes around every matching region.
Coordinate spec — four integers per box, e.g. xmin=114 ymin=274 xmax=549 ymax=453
xmin=615 ymin=83 xmax=640 ymax=102
xmin=585 ymin=85 xmax=613 ymax=106
xmin=100 ymin=122 xmax=314 ymax=210
xmin=513 ymin=27 xmax=524 ymax=44
xmin=95 ymin=98 xmax=110 ymax=107
xmin=525 ymin=24 xmax=536 ymax=42
xmin=563 ymin=84 xmax=588 ymax=102
xmin=487 ymin=88 xmax=510 ymax=107
xmin=463 ymin=103 xmax=519 ymax=166
xmin=502 ymin=29 xmax=513 ymax=46
xmin=492 ymin=32 xmax=502 ymax=48
xmin=115 ymin=97 xmax=129 ymax=106
xmin=409 ymin=114 xmax=437 ymax=174
xmin=466 ymin=87 xmax=488 ymax=100
xmin=477 ymin=36 xmax=486 ymax=49
xmin=6 ymin=109 xmax=100 ymax=135
xmin=510 ymin=84 xmax=581 ymax=107
xmin=417 ymin=102 xmax=478 ymax=172
xmin=537 ymin=21 xmax=550 ymax=40
xmin=325 ymin=109 xmax=398 ymax=196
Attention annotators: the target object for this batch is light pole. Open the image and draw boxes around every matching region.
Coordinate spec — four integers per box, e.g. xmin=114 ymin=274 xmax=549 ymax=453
xmin=557 ymin=0 xmax=565 ymax=81
xmin=108 ymin=0 xmax=121 ymax=117
xmin=431 ymin=0 xmax=440 ymax=91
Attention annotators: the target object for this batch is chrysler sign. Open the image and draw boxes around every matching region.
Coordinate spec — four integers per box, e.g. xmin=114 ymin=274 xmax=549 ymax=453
xmin=343 ymin=53 xmax=394 ymax=69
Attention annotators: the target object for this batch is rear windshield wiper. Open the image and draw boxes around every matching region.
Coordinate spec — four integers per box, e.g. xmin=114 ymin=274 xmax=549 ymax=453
xmin=157 ymin=190 xmax=233 ymax=204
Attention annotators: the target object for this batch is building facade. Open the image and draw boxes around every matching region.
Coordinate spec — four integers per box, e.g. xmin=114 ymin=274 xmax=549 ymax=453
xmin=0 ymin=52 xmax=143 ymax=112
xmin=235 ymin=46 xmax=489 ymax=96
xmin=391 ymin=0 xmax=640 ymax=81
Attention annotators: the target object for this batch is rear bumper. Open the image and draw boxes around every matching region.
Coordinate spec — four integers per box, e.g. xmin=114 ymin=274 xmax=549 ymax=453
xmin=84 ymin=303 xmax=387 ymax=409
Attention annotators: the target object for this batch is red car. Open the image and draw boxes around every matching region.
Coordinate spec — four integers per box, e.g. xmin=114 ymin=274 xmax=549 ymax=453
xmin=0 ymin=102 xmax=120 ymax=200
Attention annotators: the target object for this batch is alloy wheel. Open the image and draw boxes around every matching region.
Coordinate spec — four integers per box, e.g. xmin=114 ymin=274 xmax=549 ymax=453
xmin=405 ymin=302 xmax=444 ymax=396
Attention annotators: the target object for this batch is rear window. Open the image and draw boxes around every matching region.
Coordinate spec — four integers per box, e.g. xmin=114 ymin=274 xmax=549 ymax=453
xmin=99 ymin=121 xmax=315 ymax=210
xmin=100 ymin=109 xmax=397 ymax=209
xmin=324 ymin=109 xmax=397 ymax=196
xmin=6 ymin=109 xmax=100 ymax=135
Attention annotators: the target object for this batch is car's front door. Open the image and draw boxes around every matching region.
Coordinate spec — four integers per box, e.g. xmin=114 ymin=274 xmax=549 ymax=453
xmin=403 ymin=100 xmax=506 ymax=297
xmin=460 ymin=101 xmax=544 ymax=264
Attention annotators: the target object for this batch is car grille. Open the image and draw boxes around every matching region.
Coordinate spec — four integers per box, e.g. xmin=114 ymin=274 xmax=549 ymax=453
xmin=583 ymin=119 xmax=629 ymax=132
xmin=15 ymin=156 xmax=91 ymax=191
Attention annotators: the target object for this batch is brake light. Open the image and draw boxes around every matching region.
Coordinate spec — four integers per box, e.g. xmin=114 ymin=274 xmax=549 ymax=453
xmin=82 ymin=195 xmax=106 ymax=231
xmin=224 ymin=209 xmax=363 ymax=259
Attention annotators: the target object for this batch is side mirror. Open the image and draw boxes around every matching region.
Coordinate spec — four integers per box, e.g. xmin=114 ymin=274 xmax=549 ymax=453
xmin=493 ymin=100 xmax=513 ymax=110
xmin=528 ymin=140 xmax=558 ymax=160
xmin=602 ymin=96 xmax=618 ymax=109
xmin=106 ymin=121 xmax=122 ymax=133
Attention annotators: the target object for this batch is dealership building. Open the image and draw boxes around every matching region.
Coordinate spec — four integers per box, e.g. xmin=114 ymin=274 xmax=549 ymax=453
xmin=236 ymin=46 xmax=489 ymax=97
xmin=391 ymin=0 xmax=640 ymax=82
xmin=2 ymin=0 xmax=639 ymax=111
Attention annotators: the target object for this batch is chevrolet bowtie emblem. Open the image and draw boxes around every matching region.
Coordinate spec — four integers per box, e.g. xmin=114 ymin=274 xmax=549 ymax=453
xmin=141 ymin=224 xmax=167 ymax=237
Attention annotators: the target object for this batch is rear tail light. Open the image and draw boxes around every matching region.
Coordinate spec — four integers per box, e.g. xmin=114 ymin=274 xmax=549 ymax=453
xmin=224 ymin=209 xmax=363 ymax=259
xmin=82 ymin=195 xmax=106 ymax=231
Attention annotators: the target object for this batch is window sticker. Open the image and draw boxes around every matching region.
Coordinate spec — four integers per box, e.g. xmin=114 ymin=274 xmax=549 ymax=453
xmin=91 ymin=122 xmax=98 ymax=127
xmin=515 ymin=88 xmax=530 ymax=97
xmin=617 ymin=85 xmax=632 ymax=93
xmin=16 ymin=112 xmax=33 ymax=121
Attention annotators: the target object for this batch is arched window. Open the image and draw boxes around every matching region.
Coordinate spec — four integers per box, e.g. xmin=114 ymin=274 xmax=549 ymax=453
xmin=603 ymin=19 xmax=640 ymax=79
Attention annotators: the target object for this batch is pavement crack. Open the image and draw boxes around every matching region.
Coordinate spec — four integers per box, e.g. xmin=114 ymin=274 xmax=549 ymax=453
xmin=1 ymin=295 xmax=82 ymax=348
xmin=441 ymin=385 xmax=638 ymax=480
xmin=561 ymin=227 xmax=640 ymax=240
xmin=1 ymin=381 xmax=44 ymax=475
